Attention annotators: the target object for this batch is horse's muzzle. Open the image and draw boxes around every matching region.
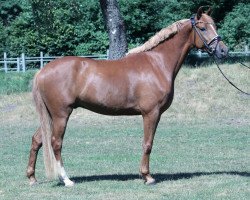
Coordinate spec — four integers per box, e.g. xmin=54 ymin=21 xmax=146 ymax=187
xmin=214 ymin=41 xmax=228 ymax=59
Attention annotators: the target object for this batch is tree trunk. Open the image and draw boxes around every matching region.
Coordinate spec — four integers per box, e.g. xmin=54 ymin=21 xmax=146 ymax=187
xmin=100 ymin=0 xmax=127 ymax=60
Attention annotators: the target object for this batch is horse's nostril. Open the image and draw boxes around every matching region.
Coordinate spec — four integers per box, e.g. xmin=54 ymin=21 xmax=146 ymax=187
xmin=221 ymin=49 xmax=225 ymax=55
xmin=220 ymin=47 xmax=228 ymax=56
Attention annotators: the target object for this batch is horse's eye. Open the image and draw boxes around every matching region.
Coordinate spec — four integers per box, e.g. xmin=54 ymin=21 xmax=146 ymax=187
xmin=200 ymin=27 xmax=206 ymax=31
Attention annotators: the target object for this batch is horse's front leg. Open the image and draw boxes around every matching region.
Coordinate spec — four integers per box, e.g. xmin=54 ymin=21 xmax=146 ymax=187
xmin=26 ymin=127 xmax=42 ymax=185
xmin=140 ymin=108 xmax=160 ymax=185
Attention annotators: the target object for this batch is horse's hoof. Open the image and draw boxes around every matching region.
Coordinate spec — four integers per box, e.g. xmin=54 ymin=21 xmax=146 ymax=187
xmin=145 ymin=178 xmax=156 ymax=185
xmin=141 ymin=173 xmax=156 ymax=185
xmin=29 ymin=178 xmax=38 ymax=186
xmin=64 ymin=179 xmax=75 ymax=187
xmin=30 ymin=180 xmax=38 ymax=186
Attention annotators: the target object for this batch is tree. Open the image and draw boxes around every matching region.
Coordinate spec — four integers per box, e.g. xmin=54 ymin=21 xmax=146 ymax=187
xmin=100 ymin=0 xmax=127 ymax=59
xmin=28 ymin=0 xmax=108 ymax=56
xmin=1 ymin=0 xmax=248 ymax=56
xmin=120 ymin=0 xmax=161 ymax=48
xmin=29 ymin=0 xmax=79 ymax=55
xmin=219 ymin=3 xmax=250 ymax=50
xmin=29 ymin=0 xmax=54 ymax=35
xmin=0 ymin=2 xmax=22 ymax=26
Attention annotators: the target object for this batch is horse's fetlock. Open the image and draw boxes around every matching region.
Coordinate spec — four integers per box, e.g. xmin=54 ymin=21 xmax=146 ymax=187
xmin=26 ymin=166 xmax=35 ymax=178
xmin=52 ymin=137 xmax=62 ymax=151
xmin=143 ymin=143 xmax=152 ymax=154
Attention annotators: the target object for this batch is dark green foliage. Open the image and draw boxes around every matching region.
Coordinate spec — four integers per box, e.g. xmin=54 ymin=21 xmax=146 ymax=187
xmin=0 ymin=1 xmax=22 ymax=25
xmin=120 ymin=0 xmax=161 ymax=46
xmin=4 ymin=11 xmax=39 ymax=56
xmin=219 ymin=3 xmax=250 ymax=50
xmin=0 ymin=0 xmax=248 ymax=56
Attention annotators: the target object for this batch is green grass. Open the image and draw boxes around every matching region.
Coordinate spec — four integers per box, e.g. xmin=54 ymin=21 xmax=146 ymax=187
xmin=0 ymin=71 xmax=36 ymax=95
xmin=0 ymin=64 xmax=249 ymax=199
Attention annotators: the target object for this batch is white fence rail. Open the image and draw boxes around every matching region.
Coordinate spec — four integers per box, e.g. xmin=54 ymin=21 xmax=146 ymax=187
xmin=193 ymin=49 xmax=250 ymax=58
xmin=185 ymin=46 xmax=250 ymax=66
xmin=0 ymin=48 xmax=249 ymax=72
xmin=0 ymin=52 xmax=107 ymax=73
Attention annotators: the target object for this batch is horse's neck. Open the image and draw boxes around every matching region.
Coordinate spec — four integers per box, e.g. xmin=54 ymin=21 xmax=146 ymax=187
xmin=153 ymin=21 xmax=193 ymax=79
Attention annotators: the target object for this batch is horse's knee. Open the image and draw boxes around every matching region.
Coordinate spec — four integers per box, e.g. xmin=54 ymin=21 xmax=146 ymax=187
xmin=143 ymin=143 xmax=152 ymax=154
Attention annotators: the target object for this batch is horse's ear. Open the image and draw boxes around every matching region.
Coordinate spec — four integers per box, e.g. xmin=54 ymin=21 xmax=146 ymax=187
xmin=197 ymin=6 xmax=204 ymax=20
xmin=205 ymin=7 xmax=212 ymax=16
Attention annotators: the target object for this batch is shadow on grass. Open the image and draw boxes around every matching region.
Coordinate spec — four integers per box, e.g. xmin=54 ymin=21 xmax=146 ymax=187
xmin=70 ymin=171 xmax=249 ymax=184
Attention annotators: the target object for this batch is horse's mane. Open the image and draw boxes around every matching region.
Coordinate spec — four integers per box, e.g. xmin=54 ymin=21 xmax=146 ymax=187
xmin=128 ymin=19 xmax=189 ymax=54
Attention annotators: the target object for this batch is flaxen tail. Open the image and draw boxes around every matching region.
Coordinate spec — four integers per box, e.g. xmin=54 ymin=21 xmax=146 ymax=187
xmin=33 ymin=72 xmax=58 ymax=179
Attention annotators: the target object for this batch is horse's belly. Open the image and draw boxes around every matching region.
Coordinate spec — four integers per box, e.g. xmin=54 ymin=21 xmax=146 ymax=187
xmin=76 ymin=98 xmax=140 ymax=116
xmin=77 ymin=87 xmax=139 ymax=115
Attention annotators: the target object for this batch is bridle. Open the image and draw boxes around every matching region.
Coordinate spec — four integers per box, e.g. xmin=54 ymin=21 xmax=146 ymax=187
xmin=190 ymin=15 xmax=221 ymax=55
xmin=190 ymin=15 xmax=250 ymax=96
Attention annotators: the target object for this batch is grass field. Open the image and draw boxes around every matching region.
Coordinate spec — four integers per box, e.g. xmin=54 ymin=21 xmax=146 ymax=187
xmin=0 ymin=64 xmax=249 ymax=199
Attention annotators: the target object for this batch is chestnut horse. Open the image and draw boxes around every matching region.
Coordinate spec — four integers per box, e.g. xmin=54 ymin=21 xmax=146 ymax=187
xmin=26 ymin=7 xmax=228 ymax=186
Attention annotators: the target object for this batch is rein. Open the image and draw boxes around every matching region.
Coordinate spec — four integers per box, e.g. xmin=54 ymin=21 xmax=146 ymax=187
xmin=227 ymin=54 xmax=250 ymax=70
xmin=191 ymin=16 xmax=250 ymax=96
xmin=213 ymin=57 xmax=250 ymax=95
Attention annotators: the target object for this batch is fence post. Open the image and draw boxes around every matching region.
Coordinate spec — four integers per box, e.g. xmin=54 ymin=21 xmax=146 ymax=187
xmin=4 ymin=52 xmax=7 ymax=73
xmin=17 ymin=57 xmax=20 ymax=72
xmin=198 ymin=50 xmax=202 ymax=58
xmin=40 ymin=51 xmax=43 ymax=68
xmin=21 ymin=53 xmax=26 ymax=72
xmin=245 ymin=45 xmax=249 ymax=55
xmin=107 ymin=50 xmax=109 ymax=60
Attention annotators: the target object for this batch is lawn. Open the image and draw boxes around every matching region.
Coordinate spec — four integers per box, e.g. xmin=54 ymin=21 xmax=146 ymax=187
xmin=0 ymin=64 xmax=249 ymax=199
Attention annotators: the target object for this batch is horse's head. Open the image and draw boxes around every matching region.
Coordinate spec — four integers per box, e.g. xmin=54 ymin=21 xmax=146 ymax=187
xmin=191 ymin=6 xmax=228 ymax=59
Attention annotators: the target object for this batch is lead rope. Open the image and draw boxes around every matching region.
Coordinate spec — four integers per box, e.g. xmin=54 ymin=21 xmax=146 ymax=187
xmin=212 ymin=56 xmax=250 ymax=95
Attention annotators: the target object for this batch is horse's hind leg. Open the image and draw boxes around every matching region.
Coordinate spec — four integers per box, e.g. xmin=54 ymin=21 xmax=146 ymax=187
xmin=26 ymin=127 xmax=42 ymax=185
xmin=51 ymin=114 xmax=74 ymax=187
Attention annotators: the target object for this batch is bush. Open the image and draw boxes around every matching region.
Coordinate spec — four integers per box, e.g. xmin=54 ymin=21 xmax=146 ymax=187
xmin=219 ymin=3 xmax=250 ymax=50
